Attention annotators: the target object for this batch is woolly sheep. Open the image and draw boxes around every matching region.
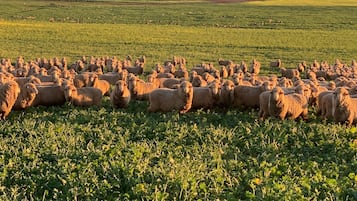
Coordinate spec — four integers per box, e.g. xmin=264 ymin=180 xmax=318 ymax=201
xmin=332 ymin=87 xmax=357 ymax=126
xmin=249 ymin=59 xmax=261 ymax=75
xmin=89 ymin=74 xmax=111 ymax=96
xmin=110 ymin=80 xmax=131 ymax=109
xmin=218 ymin=80 xmax=235 ymax=107
xmin=147 ymin=81 xmax=193 ymax=113
xmin=191 ymin=75 xmax=208 ymax=87
xmin=280 ymin=67 xmax=300 ymax=79
xmin=0 ymin=80 xmax=21 ymax=120
xmin=31 ymin=85 xmax=66 ymax=107
xmin=13 ymin=83 xmax=38 ymax=110
xmin=232 ymin=81 xmax=273 ymax=109
xmin=191 ymin=81 xmax=221 ymax=109
xmin=64 ymin=85 xmax=103 ymax=107
xmin=268 ymin=86 xmax=308 ymax=120
xmin=128 ymin=76 xmax=156 ymax=101
xmin=270 ymin=59 xmax=282 ymax=68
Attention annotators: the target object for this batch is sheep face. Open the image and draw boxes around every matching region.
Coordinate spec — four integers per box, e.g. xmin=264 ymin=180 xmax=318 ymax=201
xmin=115 ymin=80 xmax=127 ymax=96
xmin=147 ymin=75 xmax=154 ymax=83
xmin=179 ymin=81 xmax=193 ymax=96
xmin=334 ymin=87 xmax=350 ymax=108
xmin=223 ymin=80 xmax=234 ymax=91
xmin=64 ymin=85 xmax=77 ymax=101
xmin=271 ymin=87 xmax=284 ymax=102
xmin=209 ymin=81 xmax=221 ymax=96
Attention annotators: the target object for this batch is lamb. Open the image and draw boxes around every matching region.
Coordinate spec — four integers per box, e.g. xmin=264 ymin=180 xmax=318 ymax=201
xmin=128 ymin=75 xmax=156 ymax=101
xmin=89 ymin=74 xmax=111 ymax=96
xmin=191 ymin=81 xmax=221 ymax=109
xmin=147 ymin=81 xmax=193 ymax=113
xmin=268 ymin=86 xmax=308 ymax=120
xmin=64 ymin=85 xmax=103 ymax=107
xmin=13 ymin=83 xmax=38 ymax=110
xmin=232 ymin=81 xmax=273 ymax=109
xmin=110 ymin=80 xmax=131 ymax=109
xmin=0 ymin=80 xmax=21 ymax=120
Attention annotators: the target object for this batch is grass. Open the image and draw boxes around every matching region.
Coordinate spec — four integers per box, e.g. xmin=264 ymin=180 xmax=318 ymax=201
xmin=0 ymin=0 xmax=356 ymax=200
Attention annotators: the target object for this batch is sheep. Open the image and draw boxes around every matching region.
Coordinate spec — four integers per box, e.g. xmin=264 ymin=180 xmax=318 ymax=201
xmin=13 ymin=83 xmax=38 ymax=110
xmin=317 ymin=91 xmax=334 ymax=119
xmin=64 ymin=85 xmax=103 ymax=107
xmin=232 ymin=81 xmax=273 ymax=109
xmin=332 ymin=87 xmax=357 ymax=126
xmin=89 ymin=74 xmax=111 ymax=96
xmin=128 ymin=75 xmax=156 ymax=101
xmin=98 ymin=72 xmax=121 ymax=85
xmin=232 ymin=72 xmax=252 ymax=86
xmin=270 ymin=59 xmax=282 ymax=68
xmin=73 ymin=72 xmax=93 ymax=88
xmin=218 ymin=59 xmax=234 ymax=66
xmin=124 ymin=63 xmax=144 ymax=75
xmin=191 ymin=75 xmax=208 ymax=87
xmin=0 ymin=80 xmax=21 ymax=120
xmin=147 ymin=81 xmax=193 ymax=113
xmin=280 ymin=67 xmax=300 ymax=79
xmin=268 ymin=86 xmax=308 ymax=120
xmin=159 ymin=78 xmax=185 ymax=89
xmin=156 ymin=72 xmax=175 ymax=79
xmin=249 ymin=59 xmax=261 ymax=75
xmin=174 ymin=64 xmax=189 ymax=79
xmin=110 ymin=80 xmax=131 ymax=109
xmin=258 ymin=90 xmax=272 ymax=120
xmin=31 ymin=85 xmax=66 ymax=107
xmin=218 ymin=79 xmax=235 ymax=107
xmin=14 ymin=75 xmax=41 ymax=88
xmin=191 ymin=81 xmax=221 ymax=109
xmin=218 ymin=66 xmax=228 ymax=78
xmin=297 ymin=61 xmax=307 ymax=73
xmin=202 ymin=72 xmax=216 ymax=84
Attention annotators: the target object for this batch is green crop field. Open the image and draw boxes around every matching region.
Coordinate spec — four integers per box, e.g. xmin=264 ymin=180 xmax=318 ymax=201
xmin=0 ymin=0 xmax=356 ymax=200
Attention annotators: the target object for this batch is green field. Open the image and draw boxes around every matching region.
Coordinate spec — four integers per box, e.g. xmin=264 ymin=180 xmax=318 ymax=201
xmin=0 ymin=0 xmax=356 ymax=200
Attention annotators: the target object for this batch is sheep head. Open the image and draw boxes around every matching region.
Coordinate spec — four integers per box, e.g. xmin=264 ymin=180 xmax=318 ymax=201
xmin=114 ymin=80 xmax=127 ymax=96
xmin=270 ymin=87 xmax=284 ymax=107
xmin=64 ymin=85 xmax=77 ymax=101
xmin=334 ymin=87 xmax=351 ymax=109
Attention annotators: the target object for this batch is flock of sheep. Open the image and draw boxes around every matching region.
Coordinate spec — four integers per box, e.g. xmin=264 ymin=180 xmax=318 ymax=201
xmin=1 ymin=55 xmax=357 ymax=125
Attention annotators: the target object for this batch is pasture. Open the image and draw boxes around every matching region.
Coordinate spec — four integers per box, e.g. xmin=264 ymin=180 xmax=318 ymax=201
xmin=0 ymin=0 xmax=356 ymax=200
